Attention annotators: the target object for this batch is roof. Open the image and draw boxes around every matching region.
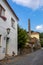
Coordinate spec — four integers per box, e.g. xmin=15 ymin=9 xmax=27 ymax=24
xmin=27 ymin=31 xmax=39 ymax=34
xmin=31 ymin=32 xmax=39 ymax=35
xmin=4 ymin=0 xmax=19 ymax=21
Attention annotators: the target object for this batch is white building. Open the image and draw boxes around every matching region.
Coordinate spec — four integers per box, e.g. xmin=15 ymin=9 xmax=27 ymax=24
xmin=0 ymin=0 xmax=19 ymax=60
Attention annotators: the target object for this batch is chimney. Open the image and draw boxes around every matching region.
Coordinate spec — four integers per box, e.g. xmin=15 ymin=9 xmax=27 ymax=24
xmin=28 ymin=19 xmax=31 ymax=37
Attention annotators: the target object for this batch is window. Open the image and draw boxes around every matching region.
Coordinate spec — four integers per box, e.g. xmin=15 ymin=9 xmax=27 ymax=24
xmin=0 ymin=35 xmax=2 ymax=47
xmin=0 ymin=5 xmax=5 ymax=16
xmin=11 ymin=18 xmax=15 ymax=29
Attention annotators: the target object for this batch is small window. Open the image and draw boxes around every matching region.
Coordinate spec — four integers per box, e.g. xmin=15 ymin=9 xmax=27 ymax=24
xmin=0 ymin=5 xmax=5 ymax=16
xmin=0 ymin=35 xmax=2 ymax=47
xmin=11 ymin=18 xmax=15 ymax=29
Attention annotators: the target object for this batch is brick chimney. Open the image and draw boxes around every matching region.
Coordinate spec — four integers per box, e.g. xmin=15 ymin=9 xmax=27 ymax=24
xmin=28 ymin=19 xmax=31 ymax=37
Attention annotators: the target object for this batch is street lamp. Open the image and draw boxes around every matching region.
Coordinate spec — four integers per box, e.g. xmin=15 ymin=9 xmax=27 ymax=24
xmin=6 ymin=28 xmax=10 ymax=34
xmin=4 ymin=28 xmax=10 ymax=40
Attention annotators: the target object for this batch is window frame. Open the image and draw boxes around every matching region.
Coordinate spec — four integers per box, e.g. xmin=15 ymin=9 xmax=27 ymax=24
xmin=0 ymin=35 xmax=2 ymax=47
xmin=11 ymin=18 xmax=15 ymax=29
xmin=0 ymin=5 xmax=5 ymax=16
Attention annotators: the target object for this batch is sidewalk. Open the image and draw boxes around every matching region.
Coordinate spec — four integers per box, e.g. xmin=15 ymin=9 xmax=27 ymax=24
xmin=0 ymin=55 xmax=23 ymax=65
xmin=0 ymin=55 xmax=19 ymax=64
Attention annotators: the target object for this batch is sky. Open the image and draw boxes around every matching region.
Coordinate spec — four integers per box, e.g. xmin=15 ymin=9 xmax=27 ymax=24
xmin=7 ymin=0 xmax=43 ymax=32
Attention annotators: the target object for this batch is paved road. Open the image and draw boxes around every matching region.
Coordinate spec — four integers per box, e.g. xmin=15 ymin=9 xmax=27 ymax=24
xmin=0 ymin=49 xmax=43 ymax=65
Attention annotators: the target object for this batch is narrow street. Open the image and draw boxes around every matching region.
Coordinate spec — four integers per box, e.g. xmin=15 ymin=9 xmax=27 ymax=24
xmin=0 ymin=49 xmax=43 ymax=65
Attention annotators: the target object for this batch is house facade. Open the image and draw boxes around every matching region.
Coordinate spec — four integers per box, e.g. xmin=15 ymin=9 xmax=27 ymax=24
xmin=27 ymin=32 xmax=40 ymax=45
xmin=31 ymin=32 xmax=39 ymax=40
xmin=0 ymin=0 xmax=19 ymax=60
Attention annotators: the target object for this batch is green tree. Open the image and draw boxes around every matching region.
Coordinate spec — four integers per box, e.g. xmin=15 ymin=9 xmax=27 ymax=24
xmin=39 ymin=32 xmax=43 ymax=47
xmin=18 ymin=26 xmax=28 ymax=54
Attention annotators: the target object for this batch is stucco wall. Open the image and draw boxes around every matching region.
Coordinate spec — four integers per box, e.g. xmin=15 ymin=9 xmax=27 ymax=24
xmin=0 ymin=0 xmax=18 ymax=60
xmin=31 ymin=34 xmax=39 ymax=40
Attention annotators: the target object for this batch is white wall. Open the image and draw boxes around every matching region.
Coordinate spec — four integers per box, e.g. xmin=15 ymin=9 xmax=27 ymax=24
xmin=0 ymin=0 xmax=18 ymax=60
xmin=0 ymin=19 xmax=6 ymax=60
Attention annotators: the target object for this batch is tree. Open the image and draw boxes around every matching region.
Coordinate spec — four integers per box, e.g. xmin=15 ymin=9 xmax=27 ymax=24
xmin=39 ymin=32 xmax=43 ymax=47
xmin=18 ymin=26 xmax=28 ymax=54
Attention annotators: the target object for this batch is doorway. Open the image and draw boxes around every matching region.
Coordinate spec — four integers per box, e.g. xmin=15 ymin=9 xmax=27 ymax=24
xmin=6 ymin=37 xmax=9 ymax=55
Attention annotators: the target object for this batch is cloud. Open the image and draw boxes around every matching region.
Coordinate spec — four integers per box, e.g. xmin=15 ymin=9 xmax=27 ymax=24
xmin=36 ymin=25 xmax=43 ymax=31
xmin=12 ymin=0 xmax=43 ymax=10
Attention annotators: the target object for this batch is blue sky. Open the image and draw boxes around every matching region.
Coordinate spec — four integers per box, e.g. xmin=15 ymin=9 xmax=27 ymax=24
xmin=7 ymin=0 xmax=43 ymax=32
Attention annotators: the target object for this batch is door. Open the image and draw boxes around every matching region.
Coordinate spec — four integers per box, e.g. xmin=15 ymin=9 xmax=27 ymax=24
xmin=6 ymin=37 xmax=9 ymax=55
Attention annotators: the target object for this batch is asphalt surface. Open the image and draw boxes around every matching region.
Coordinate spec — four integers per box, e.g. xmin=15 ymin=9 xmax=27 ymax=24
xmin=0 ymin=49 xmax=43 ymax=65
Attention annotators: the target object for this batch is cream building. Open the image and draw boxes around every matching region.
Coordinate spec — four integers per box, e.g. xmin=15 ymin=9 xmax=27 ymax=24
xmin=31 ymin=32 xmax=39 ymax=40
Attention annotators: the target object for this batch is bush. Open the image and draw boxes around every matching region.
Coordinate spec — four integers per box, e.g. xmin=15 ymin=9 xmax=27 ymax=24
xmin=40 ymin=41 xmax=43 ymax=47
